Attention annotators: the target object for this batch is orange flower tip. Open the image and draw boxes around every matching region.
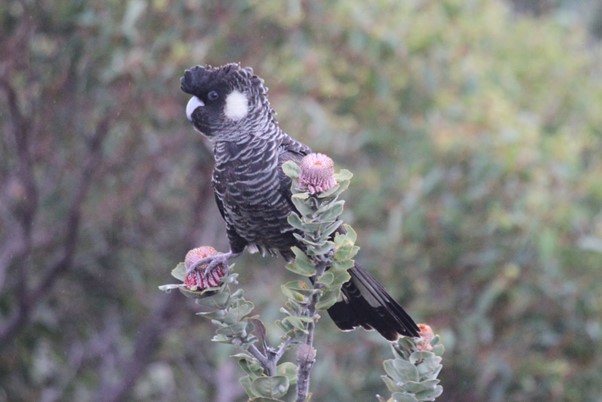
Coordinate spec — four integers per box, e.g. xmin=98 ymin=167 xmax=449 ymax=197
xmin=299 ymin=153 xmax=336 ymax=194
xmin=416 ymin=323 xmax=435 ymax=352
xmin=184 ymin=246 xmax=218 ymax=271
xmin=418 ymin=323 xmax=433 ymax=335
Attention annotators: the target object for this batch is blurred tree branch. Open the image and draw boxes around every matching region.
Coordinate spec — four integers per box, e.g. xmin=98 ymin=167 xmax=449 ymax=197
xmin=0 ymin=81 xmax=111 ymax=348
xmin=0 ymin=77 xmax=38 ymax=346
xmin=94 ymin=292 xmax=181 ymax=402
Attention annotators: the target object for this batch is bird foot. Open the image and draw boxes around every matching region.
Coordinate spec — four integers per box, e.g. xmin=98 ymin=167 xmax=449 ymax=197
xmin=184 ymin=251 xmax=239 ymax=290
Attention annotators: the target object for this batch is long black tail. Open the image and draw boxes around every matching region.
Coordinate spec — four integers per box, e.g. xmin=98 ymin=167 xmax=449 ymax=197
xmin=327 ymin=262 xmax=419 ymax=340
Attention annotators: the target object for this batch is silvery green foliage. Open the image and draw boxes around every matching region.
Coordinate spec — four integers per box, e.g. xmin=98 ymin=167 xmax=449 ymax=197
xmin=378 ymin=335 xmax=445 ymax=402
xmin=280 ymin=160 xmax=358 ymax=328
xmin=161 ymin=264 xmax=296 ymax=401
xmin=281 ymin=160 xmax=358 ymax=402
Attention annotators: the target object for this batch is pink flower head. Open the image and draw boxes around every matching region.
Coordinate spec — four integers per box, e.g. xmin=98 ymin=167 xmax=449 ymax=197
xmin=183 ymin=246 xmax=225 ymax=290
xmin=416 ymin=323 xmax=435 ymax=352
xmin=184 ymin=246 xmax=218 ymax=270
xmin=299 ymin=153 xmax=336 ymax=194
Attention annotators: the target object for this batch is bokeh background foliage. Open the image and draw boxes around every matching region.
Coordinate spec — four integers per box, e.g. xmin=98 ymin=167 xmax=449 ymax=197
xmin=2 ymin=0 xmax=602 ymax=401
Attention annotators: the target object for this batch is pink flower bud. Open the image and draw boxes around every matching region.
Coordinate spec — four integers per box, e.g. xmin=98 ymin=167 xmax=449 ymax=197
xmin=296 ymin=343 xmax=317 ymax=365
xmin=416 ymin=323 xmax=434 ymax=352
xmin=299 ymin=153 xmax=336 ymax=194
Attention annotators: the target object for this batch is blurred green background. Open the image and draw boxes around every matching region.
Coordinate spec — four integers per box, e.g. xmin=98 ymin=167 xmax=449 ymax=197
xmin=2 ymin=0 xmax=602 ymax=401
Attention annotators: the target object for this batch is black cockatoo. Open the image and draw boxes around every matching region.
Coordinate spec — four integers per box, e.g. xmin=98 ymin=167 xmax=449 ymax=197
xmin=180 ymin=63 xmax=419 ymax=340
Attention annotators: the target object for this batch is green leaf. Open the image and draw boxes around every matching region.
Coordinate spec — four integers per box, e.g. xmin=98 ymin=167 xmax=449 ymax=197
xmin=316 ymin=200 xmax=345 ymax=221
xmin=280 ymin=316 xmax=311 ymax=333
xmin=281 ymin=299 xmax=303 ymax=316
xmin=333 ymin=230 xmax=359 ymax=261
xmin=317 ymin=270 xmax=350 ymax=291
xmin=291 ymin=191 xmax=309 ymax=200
xmin=333 ymin=242 xmax=360 ymax=261
xmin=401 ymin=379 xmax=441 ymax=395
xmin=157 ymin=283 xmax=186 ymax=293
xmin=214 ymin=322 xmax=250 ymax=337
xmin=317 ymin=177 xmax=351 ymax=199
xmin=287 ymin=212 xmax=305 ymax=231
xmin=282 ymin=160 xmax=300 ymax=179
xmin=230 ymin=288 xmax=245 ymax=299
xmin=297 ymin=237 xmax=335 ymax=257
xmin=342 ymin=224 xmax=357 ymax=243
xmin=275 ymin=319 xmax=293 ymax=333
xmin=315 ymin=182 xmax=341 ymax=198
xmin=220 ymin=299 xmax=255 ymax=324
xmin=211 ymin=333 xmax=230 ymax=343
xmin=171 ymin=262 xmax=186 ymax=281
xmin=334 ymin=231 xmax=348 ymax=247
xmin=192 ymin=288 xmax=231 ymax=308
xmin=330 ymin=270 xmax=351 ymax=288
xmin=391 ymin=338 xmax=415 ymax=360
xmin=383 ymin=358 xmax=419 ymax=383
xmin=416 ymin=355 xmax=443 ymax=379
xmin=286 ymin=261 xmax=316 ymax=278
xmin=315 ymin=289 xmax=340 ymax=310
xmin=389 ymin=392 xmax=419 ymax=402
xmin=276 ymin=362 xmax=298 ymax=385
xmin=319 ymin=221 xmax=343 ymax=238
xmin=431 ymin=344 xmax=445 ymax=357
xmin=281 ymin=281 xmax=312 ymax=303
xmin=251 ymin=376 xmax=290 ymax=398
xmin=177 ymin=286 xmax=220 ymax=300
xmin=249 ymin=318 xmax=268 ymax=350
xmin=234 ymin=353 xmax=264 ymax=377
xmin=335 ymin=169 xmax=353 ymax=182
xmin=330 ymin=259 xmax=354 ymax=273
xmin=414 ymin=384 xmax=443 ymax=401
xmin=287 ymin=213 xmax=331 ymax=233
xmin=410 ymin=351 xmax=440 ymax=365
xmin=381 ymin=375 xmax=400 ymax=393
xmin=285 ymin=247 xmax=316 ymax=276
xmin=317 ymin=271 xmax=335 ymax=286
xmin=231 ymin=351 xmax=256 ymax=361
xmin=291 ymin=195 xmax=314 ymax=216
xmin=240 ymin=375 xmax=257 ymax=398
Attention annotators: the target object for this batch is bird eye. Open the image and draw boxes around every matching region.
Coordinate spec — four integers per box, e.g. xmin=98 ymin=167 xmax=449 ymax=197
xmin=207 ymin=90 xmax=219 ymax=101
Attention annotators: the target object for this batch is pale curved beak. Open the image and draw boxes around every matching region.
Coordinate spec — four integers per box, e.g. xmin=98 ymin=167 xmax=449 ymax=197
xmin=186 ymin=96 xmax=205 ymax=121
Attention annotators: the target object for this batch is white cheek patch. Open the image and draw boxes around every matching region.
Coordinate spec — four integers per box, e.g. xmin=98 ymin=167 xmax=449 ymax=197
xmin=186 ymin=96 xmax=205 ymax=121
xmin=224 ymin=90 xmax=249 ymax=121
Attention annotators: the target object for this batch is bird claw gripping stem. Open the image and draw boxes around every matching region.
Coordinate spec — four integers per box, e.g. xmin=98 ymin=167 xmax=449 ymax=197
xmin=184 ymin=264 xmax=227 ymax=289
xmin=183 ymin=248 xmax=240 ymax=290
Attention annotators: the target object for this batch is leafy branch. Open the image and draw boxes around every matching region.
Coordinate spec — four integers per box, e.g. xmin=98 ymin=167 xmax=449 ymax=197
xmin=378 ymin=324 xmax=444 ymax=402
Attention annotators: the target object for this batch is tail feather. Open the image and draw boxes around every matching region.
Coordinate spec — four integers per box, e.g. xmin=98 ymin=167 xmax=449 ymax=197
xmin=327 ymin=263 xmax=419 ymax=340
